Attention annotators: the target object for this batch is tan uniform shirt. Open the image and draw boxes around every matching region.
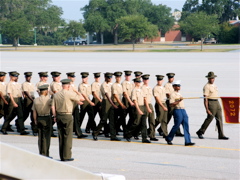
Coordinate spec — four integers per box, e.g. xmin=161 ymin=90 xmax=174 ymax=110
xmin=170 ymin=91 xmax=185 ymax=108
xmin=141 ymin=84 xmax=153 ymax=104
xmin=69 ymin=83 xmax=77 ymax=92
xmin=0 ymin=82 xmax=7 ymax=96
xmin=101 ymin=82 xmax=112 ymax=99
xmin=122 ymin=80 xmax=133 ymax=97
xmin=164 ymin=82 xmax=174 ymax=95
xmin=203 ymin=83 xmax=219 ymax=100
xmin=52 ymin=89 xmax=80 ymax=113
xmin=22 ymin=82 xmax=35 ymax=97
xmin=153 ymin=85 xmax=166 ymax=103
xmin=36 ymin=81 xmax=50 ymax=93
xmin=78 ymin=83 xmax=91 ymax=99
xmin=131 ymin=87 xmax=145 ymax=106
xmin=7 ymin=81 xmax=22 ymax=98
xmin=50 ymin=81 xmax=62 ymax=93
xmin=112 ymin=82 xmax=123 ymax=103
xmin=32 ymin=95 xmax=52 ymax=116
xmin=91 ymin=81 xmax=101 ymax=98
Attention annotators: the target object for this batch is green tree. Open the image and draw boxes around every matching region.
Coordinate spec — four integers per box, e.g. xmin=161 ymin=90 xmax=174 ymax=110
xmin=145 ymin=24 xmax=159 ymax=43
xmin=1 ymin=17 xmax=32 ymax=47
xmin=179 ymin=11 xmax=220 ymax=51
xmin=105 ymin=0 xmax=127 ymax=45
xmin=0 ymin=0 xmax=63 ymax=46
xmin=218 ymin=22 xmax=240 ymax=44
xmin=65 ymin=20 xmax=86 ymax=50
xmin=83 ymin=12 xmax=109 ymax=44
xmin=144 ymin=4 xmax=175 ymax=34
xmin=117 ymin=15 xmax=157 ymax=51
xmin=36 ymin=5 xmax=63 ymax=36
xmin=82 ymin=0 xmax=127 ymax=45
xmin=181 ymin=0 xmax=240 ymax=23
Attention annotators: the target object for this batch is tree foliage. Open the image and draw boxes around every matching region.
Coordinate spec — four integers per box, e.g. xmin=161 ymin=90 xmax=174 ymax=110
xmin=179 ymin=11 xmax=220 ymax=50
xmin=82 ymin=0 xmax=174 ymax=44
xmin=116 ymin=15 xmax=158 ymax=50
xmin=65 ymin=20 xmax=86 ymax=50
xmin=182 ymin=0 xmax=240 ymax=23
xmin=218 ymin=22 xmax=240 ymax=44
xmin=0 ymin=0 xmax=63 ymax=46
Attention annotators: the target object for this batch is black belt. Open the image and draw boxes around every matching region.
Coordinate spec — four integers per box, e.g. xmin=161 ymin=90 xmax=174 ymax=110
xmin=38 ymin=114 xmax=50 ymax=117
xmin=208 ymin=99 xmax=218 ymax=101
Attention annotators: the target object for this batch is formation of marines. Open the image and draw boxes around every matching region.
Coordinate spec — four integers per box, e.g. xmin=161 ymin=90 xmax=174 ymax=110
xmin=0 ymin=70 xmax=229 ymax=161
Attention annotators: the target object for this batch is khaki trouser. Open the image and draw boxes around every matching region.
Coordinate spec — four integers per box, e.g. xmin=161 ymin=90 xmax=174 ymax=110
xmin=56 ymin=113 xmax=73 ymax=160
xmin=72 ymin=104 xmax=83 ymax=136
xmin=155 ymin=102 xmax=168 ymax=136
xmin=0 ymin=96 xmax=8 ymax=119
xmin=1 ymin=97 xmax=25 ymax=133
xmin=93 ymin=99 xmax=115 ymax=138
xmin=147 ymin=103 xmax=156 ymax=138
xmin=158 ymin=100 xmax=181 ymax=135
xmin=37 ymin=116 xmax=51 ymax=157
xmin=197 ymin=100 xmax=225 ymax=138
xmin=126 ymin=106 xmax=148 ymax=141
xmin=23 ymin=96 xmax=37 ymax=133
xmin=79 ymin=101 xmax=96 ymax=131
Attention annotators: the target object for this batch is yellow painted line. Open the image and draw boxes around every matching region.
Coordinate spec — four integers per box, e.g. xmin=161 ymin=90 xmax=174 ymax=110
xmin=3 ymin=134 xmax=239 ymax=152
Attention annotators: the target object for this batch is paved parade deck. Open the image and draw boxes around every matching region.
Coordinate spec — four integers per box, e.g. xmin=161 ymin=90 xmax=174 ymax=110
xmin=0 ymin=51 xmax=239 ymax=179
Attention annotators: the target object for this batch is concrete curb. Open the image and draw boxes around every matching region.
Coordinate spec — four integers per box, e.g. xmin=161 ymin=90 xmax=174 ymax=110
xmin=0 ymin=142 xmax=125 ymax=180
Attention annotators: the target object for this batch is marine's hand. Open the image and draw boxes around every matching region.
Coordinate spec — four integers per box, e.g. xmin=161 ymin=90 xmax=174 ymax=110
xmin=206 ymin=109 xmax=212 ymax=115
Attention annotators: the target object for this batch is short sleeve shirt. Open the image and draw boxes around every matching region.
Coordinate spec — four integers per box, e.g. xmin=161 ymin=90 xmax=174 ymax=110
xmin=91 ymin=81 xmax=101 ymax=98
xmin=203 ymin=83 xmax=218 ymax=100
xmin=36 ymin=81 xmax=50 ymax=93
xmin=153 ymin=85 xmax=166 ymax=103
xmin=7 ymin=81 xmax=22 ymax=98
xmin=69 ymin=83 xmax=77 ymax=92
xmin=112 ymin=82 xmax=123 ymax=103
xmin=131 ymin=87 xmax=145 ymax=106
xmin=22 ymin=81 xmax=35 ymax=97
xmin=164 ymin=82 xmax=174 ymax=95
xmin=101 ymin=82 xmax=112 ymax=99
xmin=0 ymin=82 xmax=7 ymax=96
xmin=141 ymin=85 xmax=153 ymax=104
xmin=170 ymin=91 xmax=184 ymax=108
xmin=32 ymin=95 xmax=52 ymax=116
xmin=122 ymin=80 xmax=133 ymax=97
xmin=52 ymin=89 xmax=80 ymax=113
xmin=50 ymin=81 xmax=62 ymax=93
xmin=78 ymin=83 xmax=91 ymax=98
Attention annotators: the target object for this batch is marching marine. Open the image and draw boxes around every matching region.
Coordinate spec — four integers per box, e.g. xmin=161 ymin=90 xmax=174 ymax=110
xmin=0 ymin=72 xmax=8 ymax=121
xmin=92 ymin=72 xmax=118 ymax=141
xmin=78 ymin=72 xmax=96 ymax=133
xmin=153 ymin=75 xmax=168 ymax=137
xmin=196 ymin=72 xmax=229 ymax=140
xmin=141 ymin=74 xmax=158 ymax=141
xmin=112 ymin=71 xmax=126 ymax=138
xmin=165 ymin=80 xmax=195 ymax=146
xmin=159 ymin=73 xmax=183 ymax=136
xmin=1 ymin=72 xmax=29 ymax=135
xmin=22 ymin=72 xmax=37 ymax=135
xmin=125 ymin=78 xmax=151 ymax=143
xmin=36 ymin=72 xmax=51 ymax=96
xmin=66 ymin=72 xmax=87 ymax=138
xmin=121 ymin=70 xmax=135 ymax=129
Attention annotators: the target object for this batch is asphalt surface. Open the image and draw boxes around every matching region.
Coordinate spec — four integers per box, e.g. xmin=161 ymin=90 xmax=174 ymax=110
xmin=0 ymin=51 xmax=239 ymax=179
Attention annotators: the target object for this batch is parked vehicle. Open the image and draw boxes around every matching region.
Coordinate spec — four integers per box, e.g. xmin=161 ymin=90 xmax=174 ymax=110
xmin=63 ymin=37 xmax=87 ymax=45
xmin=203 ymin=38 xmax=217 ymax=44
